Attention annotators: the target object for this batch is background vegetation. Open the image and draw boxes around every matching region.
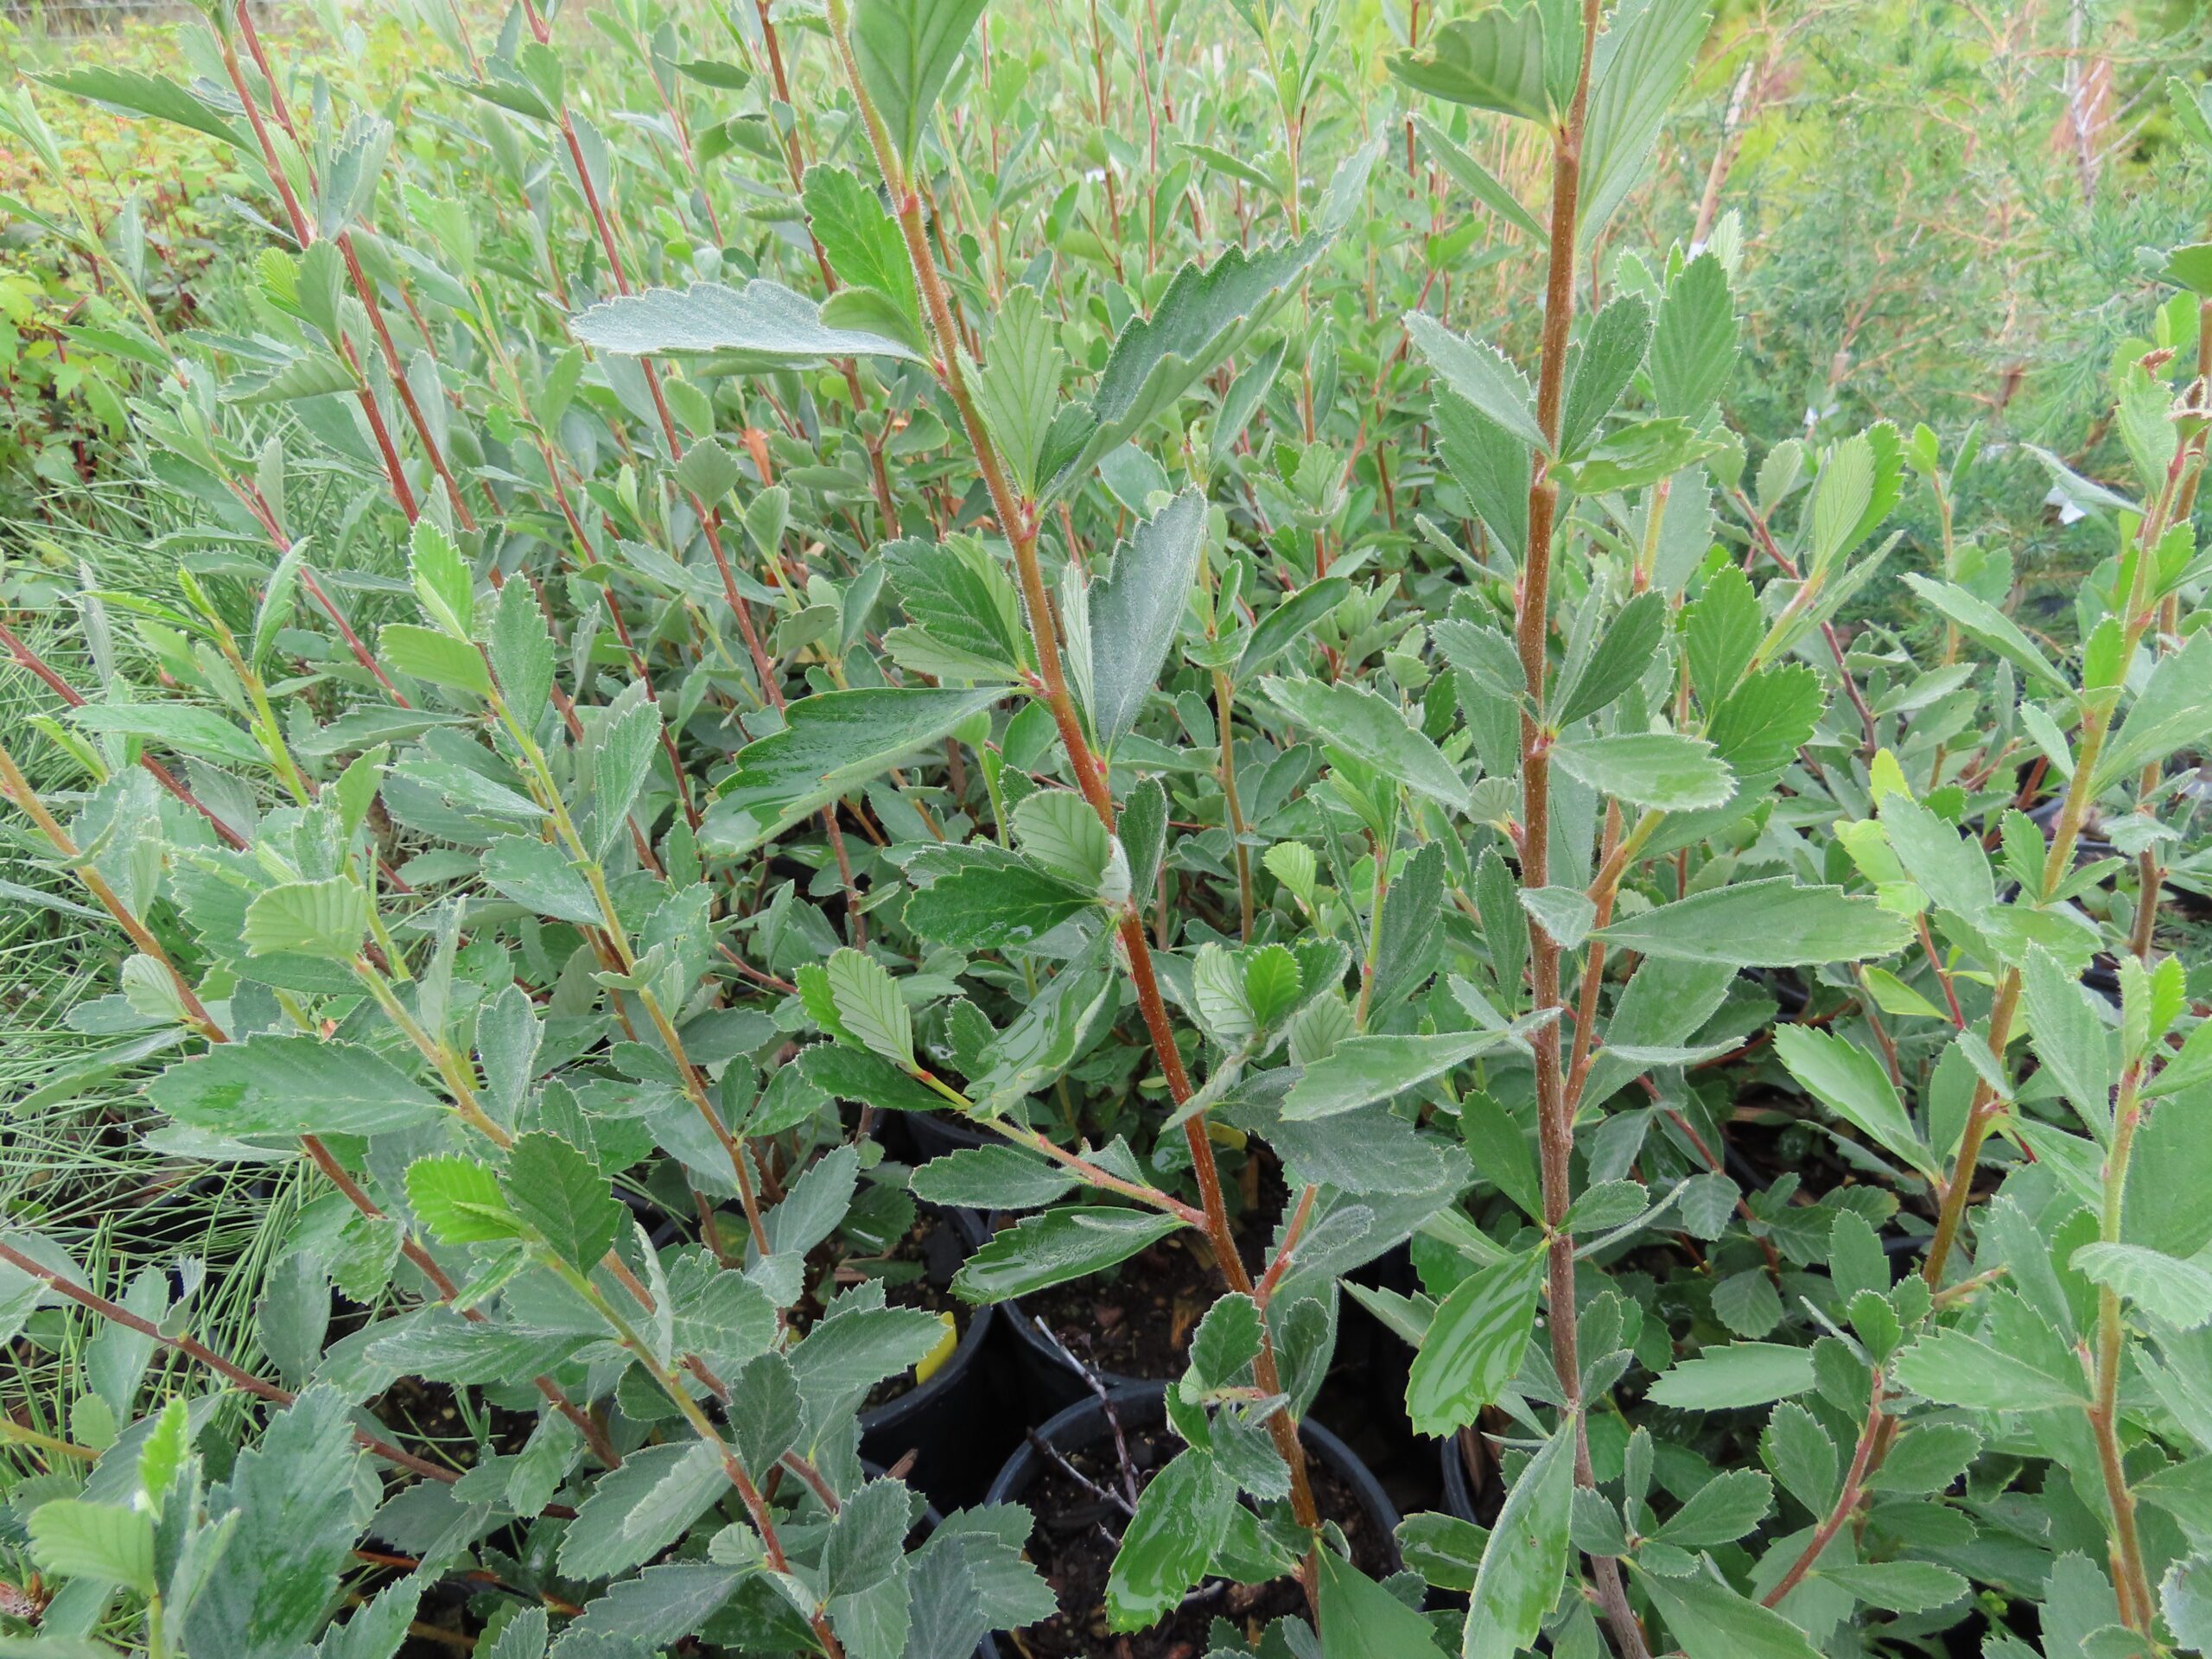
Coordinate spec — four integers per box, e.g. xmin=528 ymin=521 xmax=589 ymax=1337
xmin=0 ymin=0 xmax=2209 ymax=1655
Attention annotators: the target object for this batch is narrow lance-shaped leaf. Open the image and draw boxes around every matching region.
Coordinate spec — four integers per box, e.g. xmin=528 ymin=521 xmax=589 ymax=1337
xmin=1262 ymin=676 xmax=1471 ymax=813
xmin=1087 ymin=489 xmax=1207 ymax=752
xmin=1465 ymin=1420 xmax=1574 ymax=1659
xmin=569 ymin=280 xmax=925 ymax=368
xmin=1593 ymin=879 xmax=1914 ymax=968
xmin=1047 ymin=234 xmax=1337 ymax=497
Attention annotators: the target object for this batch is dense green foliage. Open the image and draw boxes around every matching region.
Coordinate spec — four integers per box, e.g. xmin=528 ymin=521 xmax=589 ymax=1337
xmin=1 ymin=1 xmax=2210 ymax=1657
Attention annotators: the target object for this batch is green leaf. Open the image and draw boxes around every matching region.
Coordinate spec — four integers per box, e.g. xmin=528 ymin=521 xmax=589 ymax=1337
xmin=34 ymin=66 xmax=248 ymax=149
xmin=2164 ymin=1555 xmax=2212 ymax=1651
xmin=1272 ymin=1103 xmax=1460 ymax=1196
xmin=1404 ymin=311 xmax=1546 ymax=453
xmin=1561 ymin=294 xmax=1652 ymax=457
xmin=501 ymin=1131 xmax=622 ymax=1271
xmin=2126 ymin=1085 xmax=2212 ymax=1257
xmin=1593 ymin=879 xmax=1913 ymax=968
xmin=1262 ymin=676 xmax=1471 ymax=812
xmin=1412 ymin=112 xmax=1547 ymax=242
xmin=971 ymin=283 xmax=1066 ymax=495
xmin=791 ymin=1305 xmax=949 ymax=1420
xmin=487 ymin=577 xmax=556 ymax=732
xmin=910 ymin=1145 xmax=1078 ymax=1211
xmin=1389 ymin=5 xmax=1552 ymax=122
xmin=559 ymin=1442 xmax=727 ymax=1580
xmin=1555 ymin=590 xmax=1667 ymax=725
xmin=223 ymin=351 xmax=360 ymax=406
xmin=569 ymin=280 xmax=925 ymax=368
xmin=185 ymin=1387 xmax=371 ymax=1659
xmin=2097 ymin=632 xmax=2212 ymax=789
xmin=1707 ymin=665 xmax=1823 ymax=779
xmin=798 ymin=1044 xmax=944 ymax=1114
xmin=1464 ymin=1422 xmax=1573 ymax=1659
xmin=951 ymin=1208 xmax=1186 ymax=1302
xmin=1089 ymin=490 xmax=1207 ymax=751
xmin=820 ymin=284 xmax=931 ymax=357
xmin=1878 ymin=792 xmax=1993 ymax=921
xmin=1580 ymin=0 xmax=1711 ymax=239
xmin=904 ymin=861 xmax=1096 ymax=950
xmin=1863 ymin=1422 xmax=1980 ymax=1495
xmin=824 ymin=1477 xmax=916 ymax=1599
xmin=1183 ymin=1293 xmax=1263 ymax=1395
xmin=2162 ymin=242 xmax=2212 ymax=296
xmin=137 ymin=1398 xmax=191 ymax=1505
xmin=65 ymin=702 xmax=266 ymax=769
xmin=1434 ymin=391 xmax=1531 ymax=556
xmin=1649 ymin=253 xmax=1738 ymax=419
xmin=1459 ymin=1091 xmax=1541 ymax=1220
xmin=674 ymin=437 xmax=745 ymax=507
xmin=480 ymin=836 xmax=603 ymax=926
xmin=802 ymin=165 xmax=919 ymax=324
xmin=1760 ymin=1403 xmax=1838 ymax=1514
xmin=764 ymin=1144 xmax=860 ymax=1257
xmin=27 ymin=1500 xmax=156 ymax=1594
xmin=1050 ymin=233 xmax=1334 ymax=495
xmin=706 ymin=687 xmax=1002 ymax=855
xmin=591 ymin=682 xmax=663 ymax=859
xmin=849 ymin=0 xmax=989 ymax=162
xmin=1712 ymin=1268 xmax=1783 ymax=1338
xmin=2023 ymin=946 xmax=2115 ymax=1139
xmin=885 ymin=534 xmax=1029 ymax=679
xmin=1557 ymin=415 xmax=1723 ymax=494
xmin=820 ymin=948 xmax=915 ymax=1070
xmin=1398 ymin=1512 xmax=1491 ymax=1594
xmin=1646 ymin=1343 xmax=1815 ymax=1411
xmin=241 ymin=877 xmax=371 ymax=962
xmin=1891 ymin=1329 xmax=2086 ymax=1411
xmin=1106 ymin=1449 xmax=1236 ymax=1630
xmin=1897 ymin=575 xmax=2067 ymax=693
xmin=1771 ymin=1024 xmax=1934 ymax=1178
xmin=1815 ymin=1560 xmax=1970 ymax=1612
xmin=1636 ymin=1564 xmax=1821 ymax=1659
xmin=1683 ymin=565 xmax=1763 ymax=709
xmin=555 ymin=1563 xmax=741 ymax=1653
xmin=1318 ymin=1548 xmax=1448 ymax=1658
xmin=1406 ymin=1249 xmax=1542 ymax=1436
xmin=405 ymin=1156 xmax=524 ymax=1245
xmin=379 ymin=622 xmax=491 ymax=697
xmin=1550 ymin=732 xmax=1734 ymax=812
xmin=408 ymin=518 xmax=474 ymax=638
xmin=1655 ymin=1470 xmax=1773 ymax=1547
xmin=149 ymin=1035 xmax=444 ymax=1137
xmin=1244 ymin=944 xmax=1307 ymax=1031
xmin=2072 ymin=1243 xmax=2212 ymax=1329
xmin=1282 ymin=1028 xmax=1522 ymax=1121
xmin=971 ymin=960 xmax=1117 ymax=1109
xmin=1521 ymin=883 xmax=1598 ymax=950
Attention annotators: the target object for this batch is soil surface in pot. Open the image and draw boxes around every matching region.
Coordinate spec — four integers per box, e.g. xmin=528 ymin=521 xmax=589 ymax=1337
xmin=1022 ymin=1179 xmax=1283 ymax=1380
xmin=1016 ymin=1419 xmax=1390 ymax=1658
xmin=1021 ymin=1229 xmax=1218 ymax=1379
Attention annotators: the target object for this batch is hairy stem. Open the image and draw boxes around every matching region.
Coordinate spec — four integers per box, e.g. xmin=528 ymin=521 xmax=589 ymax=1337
xmin=1514 ymin=0 xmax=1648 ymax=1649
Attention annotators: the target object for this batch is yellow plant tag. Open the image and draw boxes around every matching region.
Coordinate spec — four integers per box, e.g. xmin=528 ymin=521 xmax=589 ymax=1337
xmin=914 ymin=1311 xmax=958 ymax=1384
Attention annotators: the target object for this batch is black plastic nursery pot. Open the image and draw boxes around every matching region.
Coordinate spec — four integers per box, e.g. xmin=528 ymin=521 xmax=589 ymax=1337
xmin=855 ymin=1204 xmax=1004 ymax=1509
xmin=899 ymin=1107 xmax=995 ymax=1162
xmin=982 ymin=1382 xmax=1401 ymax=1658
xmin=1440 ymin=1428 xmax=1484 ymax=1525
